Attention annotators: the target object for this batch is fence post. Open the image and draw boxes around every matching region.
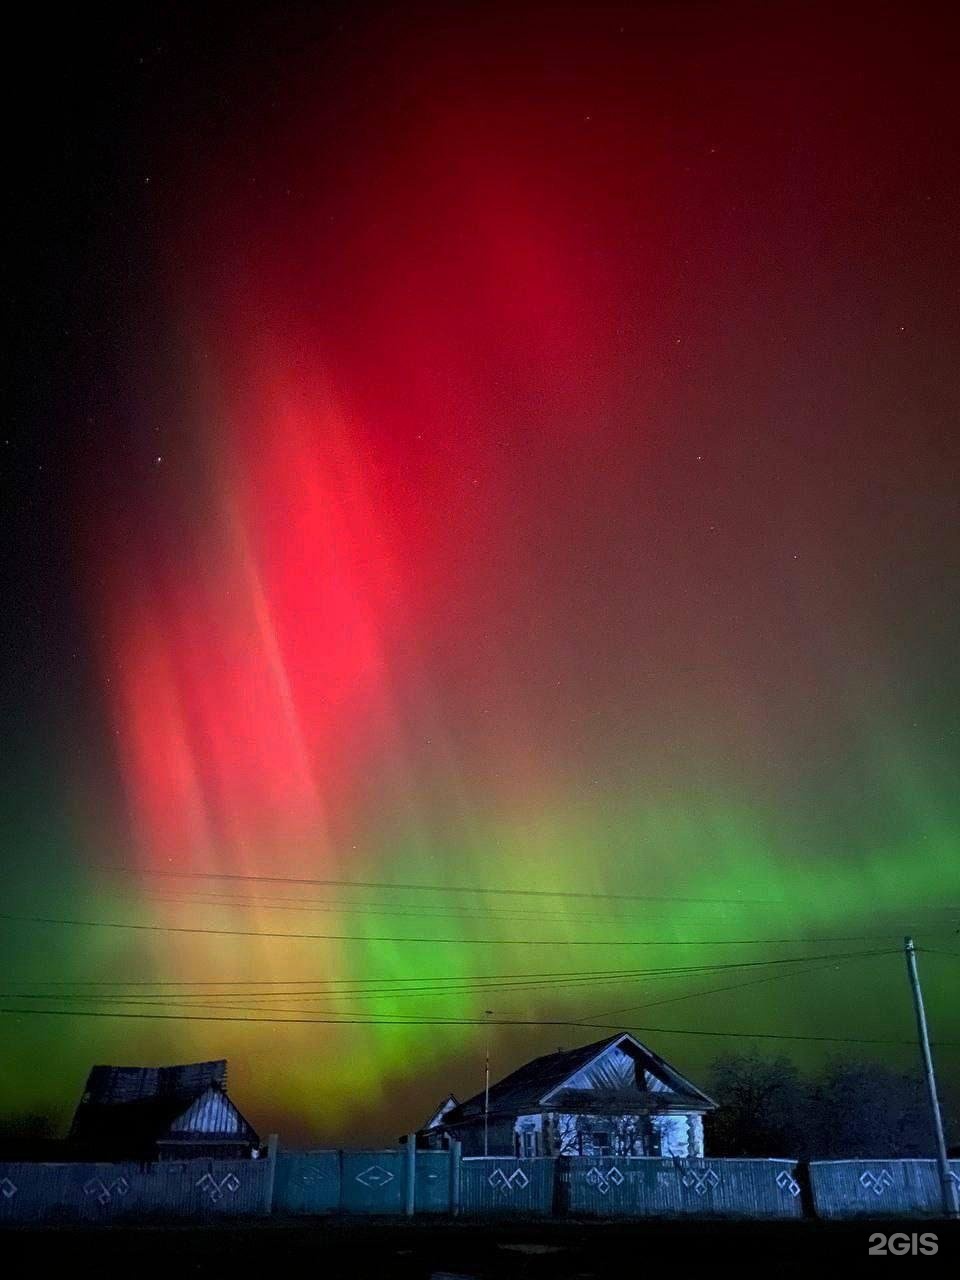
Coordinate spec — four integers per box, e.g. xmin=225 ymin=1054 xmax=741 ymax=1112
xmin=263 ymin=1132 xmax=279 ymax=1215
xmin=450 ymin=1140 xmax=462 ymax=1216
xmin=405 ymin=1134 xmax=417 ymax=1216
xmin=553 ymin=1155 xmax=570 ymax=1217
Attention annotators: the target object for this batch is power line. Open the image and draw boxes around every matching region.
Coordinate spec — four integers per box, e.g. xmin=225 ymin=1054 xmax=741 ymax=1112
xmin=0 ymin=965 xmax=720 ymax=989
xmin=250 ymin=955 xmax=881 ymax=1020
xmin=1 ymin=912 xmax=938 ymax=948
xmin=144 ymin=892 xmax=638 ymax=924
xmin=581 ymin=950 xmax=894 ymax=1022
xmin=137 ymin=891 xmax=960 ymax=933
xmin=113 ymin=867 xmax=779 ymax=905
xmin=144 ymin=889 xmax=711 ymax=920
xmin=0 ymin=974 xmax=758 ymax=1004
xmin=1 ymin=1002 xmax=957 ymax=1048
xmin=0 ymin=956 xmax=866 ymax=988
xmin=0 ymin=950 xmax=885 ymax=1009
xmin=0 ymin=947 xmax=890 ymax=1003
xmin=621 ymin=1024 xmax=960 ymax=1048
xmin=1 ymin=952 xmax=892 ymax=1021
xmin=0 ymin=973 xmax=668 ymax=1005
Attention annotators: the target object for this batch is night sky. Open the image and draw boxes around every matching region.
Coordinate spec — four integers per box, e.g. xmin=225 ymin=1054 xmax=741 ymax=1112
xmin=2 ymin=1 xmax=959 ymax=1145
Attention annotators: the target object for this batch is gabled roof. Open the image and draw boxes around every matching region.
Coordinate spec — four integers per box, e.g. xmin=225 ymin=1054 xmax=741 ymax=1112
xmin=422 ymin=1093 xmax=460 ymax=1131
xmin=440 ymin=1033 xmax=714 ymax=1126
xmin=78 ymin=1059 xmax=227 ymax=1108
xmin=69 ymin=1059 xmax=258 ymax=1153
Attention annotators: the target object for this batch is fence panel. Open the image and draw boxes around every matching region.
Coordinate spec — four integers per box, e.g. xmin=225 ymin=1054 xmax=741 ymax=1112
xmin=809 ymin=1159 xmax=960 ymax=1218
xmin=339 ymin=1150 xmax=405 ymax=1214
xmin=5 ymin=1153 xmax=956 ymax=1221
xmin=567 ymin=1157 xmax=803 ymax=1218
xmin=415 ymin=1149 xmax=452 ymax=1213
xmin=273 ymin=1151 xmax=341 ymax=1214
xmin=460 ymin=1156 xmax=554 ymax=1215
xmin=0 ymin=1159 xmax=269 ymax=1223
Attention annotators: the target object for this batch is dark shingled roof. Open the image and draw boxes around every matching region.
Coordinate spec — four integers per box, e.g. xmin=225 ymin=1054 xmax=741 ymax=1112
xmin=69 ymin=1060 xmax=257 ymax=1155
xmin=455 ymin=1037 xmax=623 ymax=1117
xmin=442 ymin=1033 xmax=714 ymax=1126
xmin=78 ymin=1060 xmax=227 ymax=1108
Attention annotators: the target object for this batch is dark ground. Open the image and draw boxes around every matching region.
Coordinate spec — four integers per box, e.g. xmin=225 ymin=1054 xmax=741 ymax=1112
xmin=2 ymin=1217 xmax=957 ymax=1276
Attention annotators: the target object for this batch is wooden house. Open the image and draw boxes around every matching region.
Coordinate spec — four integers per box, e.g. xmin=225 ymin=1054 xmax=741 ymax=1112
xmin=69 ymin=1059 xmax=260 ymax=1161
xmin=419 ymin=1032 xmax=715 ymax=1157
xmin=415 ymin=1093 xmax=460 ymax=1150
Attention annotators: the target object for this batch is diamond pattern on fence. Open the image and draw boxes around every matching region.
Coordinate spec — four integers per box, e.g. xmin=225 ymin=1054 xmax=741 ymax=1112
xmin=569 ymin=1158 xmax=803 ymax=1218
xmin=859 ymin=1168 xmax=893 ymax=1197
xmin=681 ymin=1166 xmax=721 ymax=1196
xmin=196 ymin=1172 xmax=241 ymax=1203
xmin=585 ymin=1165 xmax=625 ymax=1195
xmin=776 ymin=1169 xmax=802 ymax=1198
xmin=0 ymin=1160 xmax=267 ymax=1221
xmin=809 ymin=1160 xmax=960 ymax=1217
xmin=460 ymin=1158 xmax=552 ymax=1214
xmin=83 ymin=1176 xmax=130 ymax=1206
xmin=341 ymin=1152 xmax=404 ymax=1212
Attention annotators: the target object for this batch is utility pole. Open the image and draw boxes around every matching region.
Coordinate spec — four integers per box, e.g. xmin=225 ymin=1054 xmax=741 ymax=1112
xmin=483 ymin=1009 xmax=493 ymax=1157
xmin=904 ymin=937 xmax=959 ymax=1218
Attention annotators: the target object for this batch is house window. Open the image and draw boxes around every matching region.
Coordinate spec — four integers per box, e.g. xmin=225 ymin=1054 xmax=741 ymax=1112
xmin=517 ymin=1130 xmax=539 ymax=1158
xmin=580 ymin=1131 xmax=611 ymax=1156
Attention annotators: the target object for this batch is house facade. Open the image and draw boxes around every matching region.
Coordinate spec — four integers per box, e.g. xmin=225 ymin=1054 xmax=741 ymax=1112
xmin=69 ymin=1059 xmax=260 ymax=1161
xmin=419 ymin=1033 xmax=715 ymax=1158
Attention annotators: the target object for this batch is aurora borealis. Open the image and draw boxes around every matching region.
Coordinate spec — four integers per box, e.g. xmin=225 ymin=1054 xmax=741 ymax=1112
xmin=2 ymin=2 xmax=959 ymax=1144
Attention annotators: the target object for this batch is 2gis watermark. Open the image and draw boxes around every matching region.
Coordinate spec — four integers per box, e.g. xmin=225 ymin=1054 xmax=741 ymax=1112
xmin=868 ymin=1232 xmax=939 ymax=1257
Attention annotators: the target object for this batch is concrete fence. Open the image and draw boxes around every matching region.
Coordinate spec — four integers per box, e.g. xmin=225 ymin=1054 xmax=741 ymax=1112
xmin=1 ymin=1150 xmax=958 ymax=1222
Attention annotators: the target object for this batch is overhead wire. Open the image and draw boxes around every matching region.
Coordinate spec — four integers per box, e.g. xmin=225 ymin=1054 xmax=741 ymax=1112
xmin=1 ymin=911 xmax=945 ymax=948
xmin=1 ymin=1002 xmax=957 ymax=1048
xmin=0 ymin=950 xmax=887 ymax=1009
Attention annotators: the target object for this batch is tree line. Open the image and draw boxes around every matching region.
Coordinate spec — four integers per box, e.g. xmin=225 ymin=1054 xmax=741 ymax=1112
xmin=705 ymin=1053 xmax=956 ymax=1158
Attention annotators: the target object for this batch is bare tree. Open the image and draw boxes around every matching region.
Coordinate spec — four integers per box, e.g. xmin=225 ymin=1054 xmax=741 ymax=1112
xmin=706 ymin=1053 xmax=807 ymax=1156
xmin=808 ymin=1059 xmax=937 ymax=1158
xmin=706 ymin=1053 xmax=955 ymax=1158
